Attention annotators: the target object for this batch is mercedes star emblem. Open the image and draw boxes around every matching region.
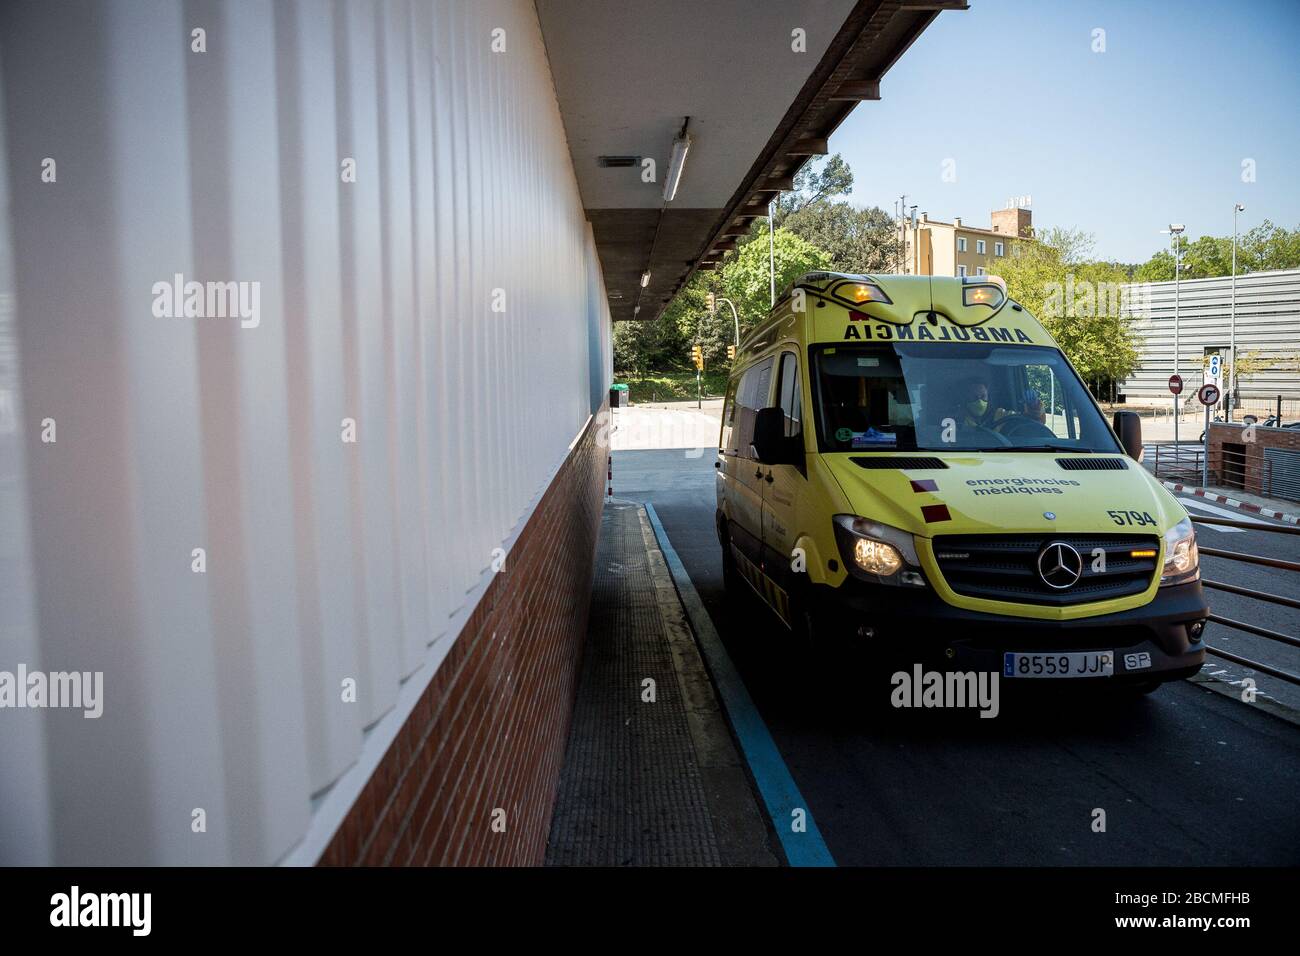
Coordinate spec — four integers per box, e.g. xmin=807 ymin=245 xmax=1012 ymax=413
xmin=1037 ymin=541 xmax=1083 ymax=589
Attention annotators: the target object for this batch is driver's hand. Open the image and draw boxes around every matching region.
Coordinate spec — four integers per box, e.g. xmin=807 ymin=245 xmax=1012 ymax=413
xmin=1024 ymin=399 xmax=1045 ymax=423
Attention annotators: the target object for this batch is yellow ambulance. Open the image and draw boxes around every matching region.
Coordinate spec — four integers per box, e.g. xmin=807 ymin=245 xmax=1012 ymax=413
xmin=716 ymin=272 xmax=1207 ymax=691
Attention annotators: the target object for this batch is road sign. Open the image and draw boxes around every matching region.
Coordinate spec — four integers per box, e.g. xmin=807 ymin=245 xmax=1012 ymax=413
xmin=1168 ymin=374 xmax=1183 ymax=395
xmin=1208 ymin=354 xmax=1221 ymax=380
xmin=1197 ymin=383 xmax=1220 ymax=406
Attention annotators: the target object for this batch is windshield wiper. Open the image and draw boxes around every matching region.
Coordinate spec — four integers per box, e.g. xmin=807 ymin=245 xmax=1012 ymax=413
xmin=998 ymin=443 xmax=1099 ymax=453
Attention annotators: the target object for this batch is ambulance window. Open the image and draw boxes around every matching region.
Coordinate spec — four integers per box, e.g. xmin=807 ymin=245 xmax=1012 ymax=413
xmin=777 ymin=352 xmax=802 ymax=439
xmin=731 ymin=357 xmax=774 ymax=459
xmin=1024 ymin=362 xmax=1083 ymax=441
xmin=720 ymin=379 xmax=738 ymax=451
xmin=811 ymin=343 xmax=1120 ymax=454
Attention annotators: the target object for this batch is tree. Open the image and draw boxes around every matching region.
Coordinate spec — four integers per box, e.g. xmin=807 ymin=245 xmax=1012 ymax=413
xmin=775 ymin=154 xmax=853 ymax=222
xmin=784 ymin=201 xmax=898 ymax=274
xmin=716 ymin=227 xmax=832 ymax=338
xmin=613 ymin=309 xmax=686 ymax=376
xmin=993 ymin=227 xmax=1142 ymax=398
xmin=1135 ymin=221 xmax=1300 ymax=280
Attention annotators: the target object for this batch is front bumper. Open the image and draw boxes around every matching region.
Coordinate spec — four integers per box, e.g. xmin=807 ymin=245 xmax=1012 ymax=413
xmin=814 ymin=578 xmax=1209 ymax=683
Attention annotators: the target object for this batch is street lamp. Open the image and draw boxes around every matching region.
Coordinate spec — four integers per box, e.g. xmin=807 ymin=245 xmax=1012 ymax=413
xmin=768 ymin=198 xmax=777 ymax=307
xmin=1230 ymin=203 xmax=1245 ymax=420
xmin=714 ymin=295 xmax=741 ymax=351
xmin=1161 ymin=224 xmax=1186 ymax=449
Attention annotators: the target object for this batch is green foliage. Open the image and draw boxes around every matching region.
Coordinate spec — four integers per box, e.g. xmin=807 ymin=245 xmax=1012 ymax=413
xmin=612 ymin=309 xmax=687 ymax=376
xmin=1135 ymin=220 xmax=1300 ymax=281
xmin=719 ymin=226 xmax=833 ymax=329
xmin=610 ymin=369 xmax=730 ymax=404
xmin=776 ymin=154 xmax=853 ymax=221
xmin=615 ymin=226 xmax=832 ymax=377
xmin=992 ymin=227 xmax=1142 ymax=398
xmin=784 ymin=201 xmax=898 ymax=274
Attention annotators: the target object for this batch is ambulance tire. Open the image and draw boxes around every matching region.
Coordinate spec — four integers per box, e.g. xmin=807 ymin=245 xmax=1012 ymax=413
xmin=787 ymin=580 xmax=825 ymax=649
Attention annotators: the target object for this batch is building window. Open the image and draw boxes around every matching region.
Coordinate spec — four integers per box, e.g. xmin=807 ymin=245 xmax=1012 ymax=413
xmin=958 ymin=264 xmax=967 ymax=277
xmin=976 ymin=239 xmax=986 ymax=255
xmin=995 ymin=241 xmax=1004 ymax=257
xmin=976 ymin=266 xmax=987 ymax=275
xmin=957 ymin=237 xmax=967 ymax=253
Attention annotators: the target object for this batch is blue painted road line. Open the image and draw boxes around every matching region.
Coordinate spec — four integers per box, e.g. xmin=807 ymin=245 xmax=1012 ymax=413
xmin=643 ymin=502 xmax=837 ymax=867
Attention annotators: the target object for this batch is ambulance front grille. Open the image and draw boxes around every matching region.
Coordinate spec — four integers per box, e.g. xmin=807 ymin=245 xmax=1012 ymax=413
xmin=931 ymin=533 xmax=1160 ymax=606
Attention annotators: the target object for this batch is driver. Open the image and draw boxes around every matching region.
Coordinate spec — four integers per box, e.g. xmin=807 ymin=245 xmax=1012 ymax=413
xmin=957 ymin=379 xmax=1045 ymax=429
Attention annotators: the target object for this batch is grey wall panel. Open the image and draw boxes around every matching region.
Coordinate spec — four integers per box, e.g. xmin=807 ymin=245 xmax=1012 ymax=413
xmin=1121 ymin=269 xmax=1300 ymax=401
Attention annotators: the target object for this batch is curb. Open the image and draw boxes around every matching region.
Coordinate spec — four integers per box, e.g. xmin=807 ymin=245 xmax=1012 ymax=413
xmin=1188 ymin=671 xmax=1300 ymax=729
xmin=1160 ymin=480 xmax=1300 ymax=525
xmin=642 ymin=501 xmax=837 ymax=867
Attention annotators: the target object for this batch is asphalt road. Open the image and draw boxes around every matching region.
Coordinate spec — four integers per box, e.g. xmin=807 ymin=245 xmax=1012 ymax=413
xmin=612 ymin=448 xmax=1300 ymax=866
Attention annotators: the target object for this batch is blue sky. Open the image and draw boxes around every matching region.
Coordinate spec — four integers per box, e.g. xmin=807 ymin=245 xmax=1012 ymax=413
xmin=829 ymin=0 xmax=1300 ymax=263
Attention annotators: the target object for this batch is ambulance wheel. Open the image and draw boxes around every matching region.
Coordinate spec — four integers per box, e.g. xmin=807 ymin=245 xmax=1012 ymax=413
xmin=787 ymin=582 xmax=824 ymax=647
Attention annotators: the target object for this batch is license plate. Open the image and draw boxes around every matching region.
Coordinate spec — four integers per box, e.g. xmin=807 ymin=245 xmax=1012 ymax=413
xmin=1003 ymin=651 xmax=1113 ymax=678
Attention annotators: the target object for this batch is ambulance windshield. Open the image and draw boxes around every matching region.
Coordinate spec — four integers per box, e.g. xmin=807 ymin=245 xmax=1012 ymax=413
xmin=811 ymin=342 xmax=1122 ymax=454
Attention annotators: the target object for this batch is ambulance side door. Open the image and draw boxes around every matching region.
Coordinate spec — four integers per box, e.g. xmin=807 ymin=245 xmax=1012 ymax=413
xmin=721 ymin=356 xmax=775 ymax=568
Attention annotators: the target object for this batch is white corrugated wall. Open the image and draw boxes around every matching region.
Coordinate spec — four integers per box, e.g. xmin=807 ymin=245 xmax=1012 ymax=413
xmin=0 ymin=0 xmax=611 ymax=865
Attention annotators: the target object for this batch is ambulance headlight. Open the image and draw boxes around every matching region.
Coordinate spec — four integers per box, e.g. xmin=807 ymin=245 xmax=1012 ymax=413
xmin=1160 ymin=517 xmax=1200 ymax=586
xmin=832 ymin=515 xmax=926 ymax=587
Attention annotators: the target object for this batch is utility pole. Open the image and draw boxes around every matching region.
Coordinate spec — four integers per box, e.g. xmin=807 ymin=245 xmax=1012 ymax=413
xmin=1230 ymin=203 xmax=1245 ymax=420
xmin=897 ymin=194 xmax=908 ymax=274
xmin=768 ymin=198 xmax=777 ymax=306
xmin=1168 ymin=224 xmax=1186 ymax=450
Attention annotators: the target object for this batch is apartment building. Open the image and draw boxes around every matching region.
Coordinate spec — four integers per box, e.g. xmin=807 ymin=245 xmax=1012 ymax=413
xmin=902 ymin=206 xmax=1033 ymax=277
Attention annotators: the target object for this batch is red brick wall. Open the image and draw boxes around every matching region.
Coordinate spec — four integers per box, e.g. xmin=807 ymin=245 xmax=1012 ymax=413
xmin=319 ymin=408 xmax=608 ymax=866
xmin=1209 ymin=421 xmax=1300 ymax=497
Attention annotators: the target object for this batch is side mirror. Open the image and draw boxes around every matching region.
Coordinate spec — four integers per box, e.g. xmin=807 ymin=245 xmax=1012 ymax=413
xmin=752 ymin=406 xmax=798 ymax=465
xmin=1112 ymin=410 xmax=1142 ymax=461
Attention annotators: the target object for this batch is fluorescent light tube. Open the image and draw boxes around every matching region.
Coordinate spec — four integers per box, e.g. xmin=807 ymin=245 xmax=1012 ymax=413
xmin=662 ymin=133 xmax=691 ymax=202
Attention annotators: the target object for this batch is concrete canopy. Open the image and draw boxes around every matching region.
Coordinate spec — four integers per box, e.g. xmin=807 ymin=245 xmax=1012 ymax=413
xmin=535 ymin=0 xmax=961 ymax=322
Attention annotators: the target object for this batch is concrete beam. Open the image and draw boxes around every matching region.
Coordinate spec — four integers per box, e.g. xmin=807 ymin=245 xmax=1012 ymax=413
xmin=788 ymin=137 xmax=829 ymax=156
xmin=828 ymin=79 xmax=881 ymax=101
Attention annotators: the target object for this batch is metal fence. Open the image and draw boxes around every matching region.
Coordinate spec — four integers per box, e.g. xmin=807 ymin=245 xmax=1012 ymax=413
xmin=1145 ymin=442 xmax=1205 ymax=483
xmin=1192 ymin=516 xmax=1300 ymax=685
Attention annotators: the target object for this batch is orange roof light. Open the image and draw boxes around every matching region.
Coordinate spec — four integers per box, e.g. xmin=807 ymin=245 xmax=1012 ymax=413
xmin=830 ymin=279 xmax=892 ymax=307
xmin=961 ymin=282 xmax=1006 ymax=309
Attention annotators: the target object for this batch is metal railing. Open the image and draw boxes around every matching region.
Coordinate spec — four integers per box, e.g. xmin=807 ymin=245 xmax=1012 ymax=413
xmin=1147 ymin=442 xmax=1204 ymax=482
xmin=1191 ymin=515 xmax=1300 ymax=685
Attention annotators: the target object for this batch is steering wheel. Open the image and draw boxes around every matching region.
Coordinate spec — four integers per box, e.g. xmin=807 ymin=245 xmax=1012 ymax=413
xmin=959 ymin=422 xmax=1013 ymax=446
xmin=992 ymin=414 xmax=1057 ymax=440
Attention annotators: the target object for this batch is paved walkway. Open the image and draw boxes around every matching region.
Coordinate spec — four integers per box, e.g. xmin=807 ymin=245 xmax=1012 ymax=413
xmin=545 ymin=500 xmax=778 ymax=866
xmin=608 ymin=403 xmax=721 ymax=452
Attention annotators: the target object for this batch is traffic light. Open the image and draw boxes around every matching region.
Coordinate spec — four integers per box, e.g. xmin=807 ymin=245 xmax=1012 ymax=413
xmin=705 ymin=292 xmax=716 ymax=313
xmin=727 ymin=344 xmax=736 ymax=361
xmin=691 ymin=344 xmax=703 ymax=371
